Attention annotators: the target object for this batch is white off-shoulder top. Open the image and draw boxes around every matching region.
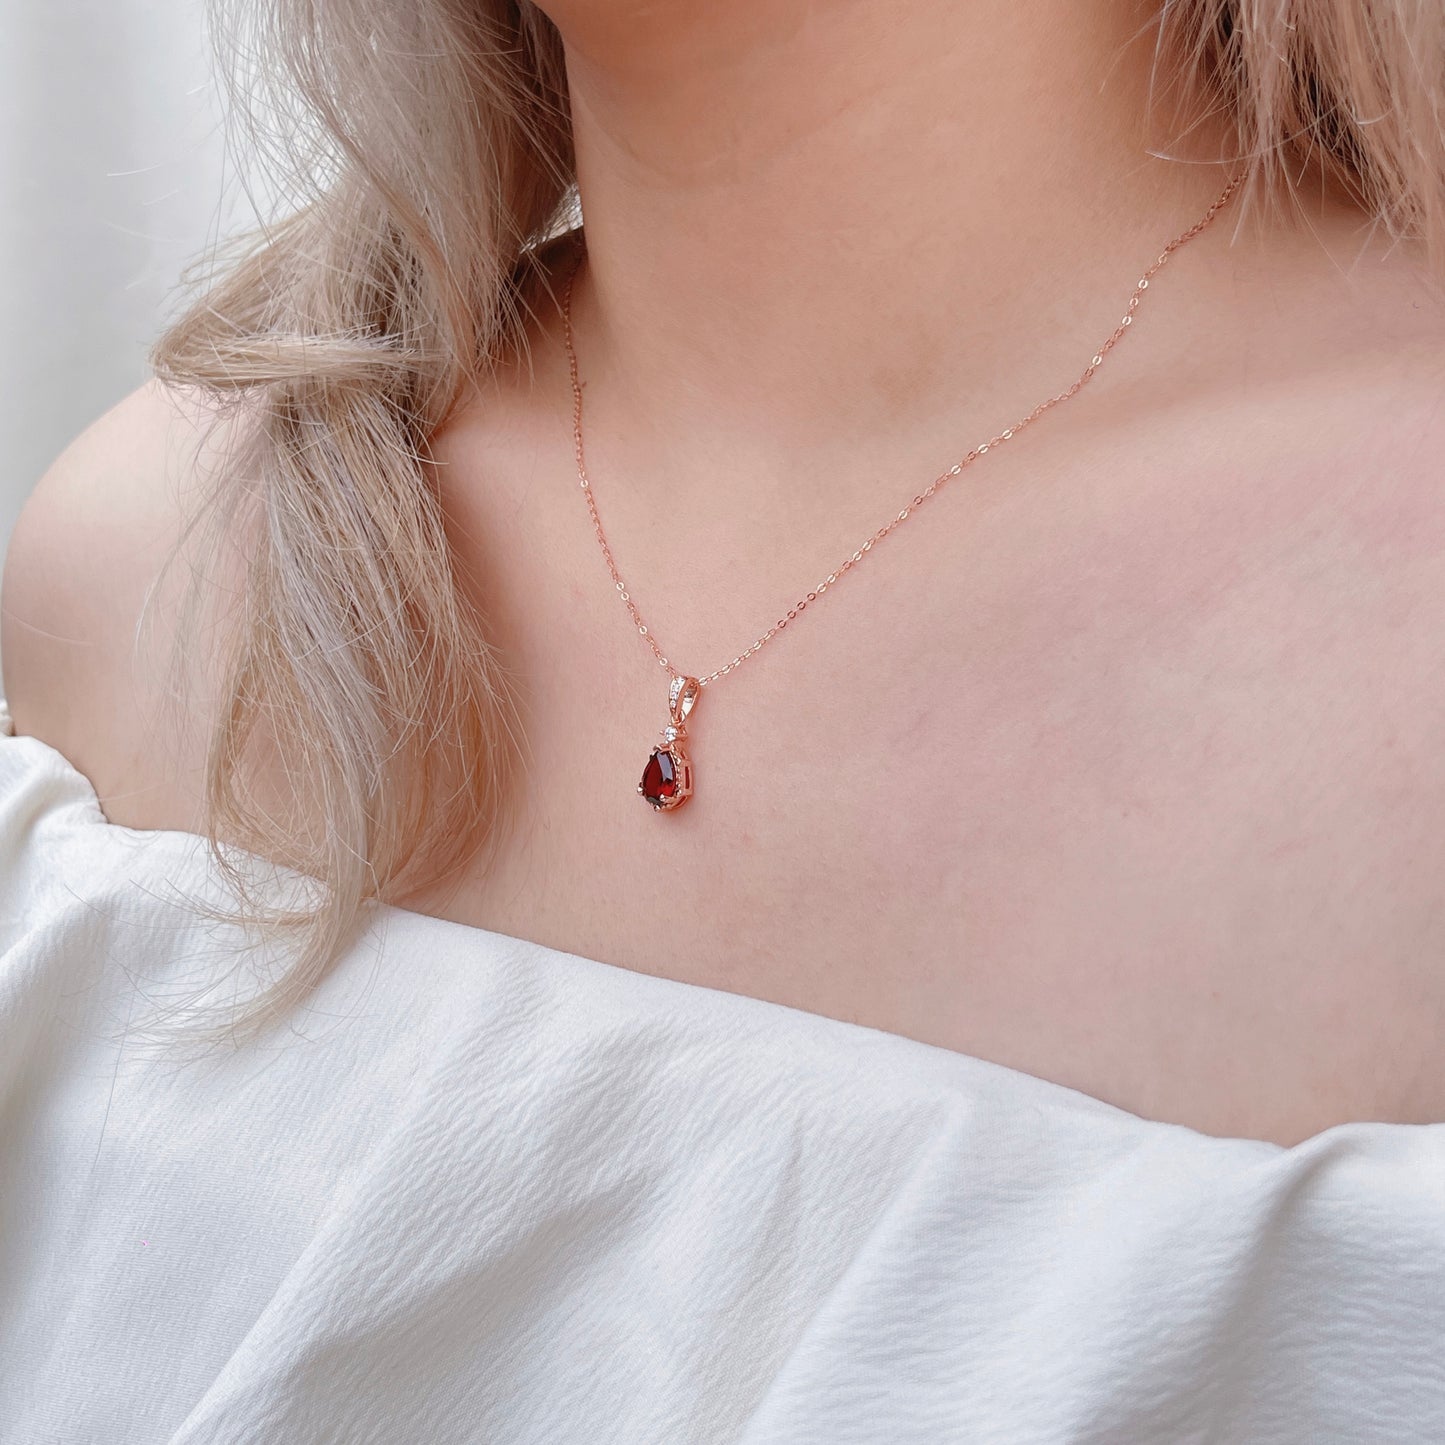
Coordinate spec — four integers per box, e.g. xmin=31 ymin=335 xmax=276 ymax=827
xmin=0 ymin=714 xmax=1442 ymax=1444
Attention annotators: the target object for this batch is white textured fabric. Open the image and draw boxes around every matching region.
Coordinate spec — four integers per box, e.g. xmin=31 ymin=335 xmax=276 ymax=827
xmin=1 ymin=723 xmax=1444 ymax=1445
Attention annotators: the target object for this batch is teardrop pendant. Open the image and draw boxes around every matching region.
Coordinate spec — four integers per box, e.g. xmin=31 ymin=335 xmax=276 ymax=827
xmin=639 ymin=675 xmax=699 ymax=812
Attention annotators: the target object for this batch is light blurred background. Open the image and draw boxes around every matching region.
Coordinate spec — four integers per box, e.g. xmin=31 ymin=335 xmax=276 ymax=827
xmin=0 ymin=0 xmax=260 ymax=629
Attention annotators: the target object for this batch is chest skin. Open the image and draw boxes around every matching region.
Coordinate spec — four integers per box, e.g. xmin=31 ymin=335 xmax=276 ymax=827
xmin=410 ymin=357 xmax=1445 ymax=1149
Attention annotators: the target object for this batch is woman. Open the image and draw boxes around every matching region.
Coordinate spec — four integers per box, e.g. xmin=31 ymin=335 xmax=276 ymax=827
xmin=2 ymin=0 xmax=1443 ymax=1439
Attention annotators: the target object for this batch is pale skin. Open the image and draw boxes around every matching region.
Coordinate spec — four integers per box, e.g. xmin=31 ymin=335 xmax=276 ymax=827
xmin=6 ymin=0 xmax=1445 ymax=1147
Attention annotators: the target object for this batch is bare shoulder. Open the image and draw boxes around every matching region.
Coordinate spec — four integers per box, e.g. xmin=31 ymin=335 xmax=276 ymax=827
xmin=1 ymin=377 xmax=254 ymax=830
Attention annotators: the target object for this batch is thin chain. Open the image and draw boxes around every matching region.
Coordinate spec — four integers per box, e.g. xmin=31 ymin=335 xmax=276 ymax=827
xmin=562 ymin=172 xmax=1241 ymax=688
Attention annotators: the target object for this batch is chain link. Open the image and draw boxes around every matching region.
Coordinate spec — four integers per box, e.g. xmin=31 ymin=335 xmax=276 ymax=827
xmin=562 ymin=172 xmax=1242 ymax=688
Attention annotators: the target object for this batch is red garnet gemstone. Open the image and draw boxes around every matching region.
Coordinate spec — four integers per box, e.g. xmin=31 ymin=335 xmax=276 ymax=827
xmin=640 ymin=747 xmax=682 ymax=809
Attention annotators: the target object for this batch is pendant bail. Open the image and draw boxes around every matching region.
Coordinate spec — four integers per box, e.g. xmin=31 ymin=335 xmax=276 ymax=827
xmin=669 ymin=674 xmax=700 ymax=732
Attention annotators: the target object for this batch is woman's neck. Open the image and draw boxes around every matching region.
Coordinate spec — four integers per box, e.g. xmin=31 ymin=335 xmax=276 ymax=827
xmin=555 ymin=0 xmax=1242 ymax=471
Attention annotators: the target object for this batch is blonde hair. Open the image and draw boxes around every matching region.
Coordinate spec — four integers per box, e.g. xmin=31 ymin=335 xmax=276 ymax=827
xmin=149 ymin=0 xmax=1445 ymax=1044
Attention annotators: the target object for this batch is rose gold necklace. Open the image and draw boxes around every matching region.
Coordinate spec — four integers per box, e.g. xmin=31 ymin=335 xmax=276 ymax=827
xmin=561 ymin=173 xmax=1241 ymax=813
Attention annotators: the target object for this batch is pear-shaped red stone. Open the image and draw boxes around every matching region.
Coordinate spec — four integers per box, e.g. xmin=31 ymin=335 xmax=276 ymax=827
xmin=640 ymin=747 xmax=679 ymax=806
